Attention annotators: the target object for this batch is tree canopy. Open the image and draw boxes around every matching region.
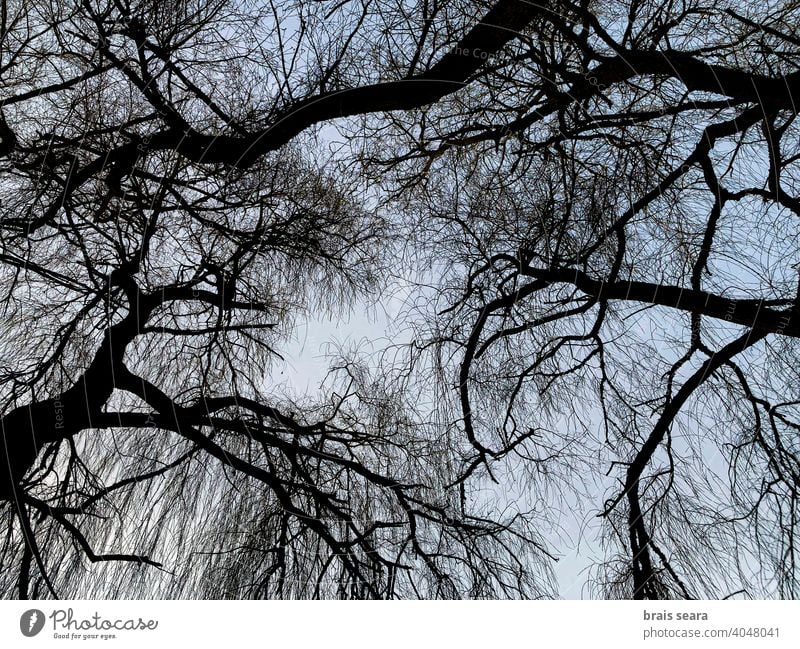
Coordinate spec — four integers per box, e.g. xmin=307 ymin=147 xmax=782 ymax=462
xmin=1 ymin=0 xmax=799 ymax=600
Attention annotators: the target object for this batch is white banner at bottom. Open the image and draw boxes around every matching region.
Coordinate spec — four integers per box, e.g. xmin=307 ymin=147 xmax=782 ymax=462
xmin=0 ymin=600 xmax=798 ymax=649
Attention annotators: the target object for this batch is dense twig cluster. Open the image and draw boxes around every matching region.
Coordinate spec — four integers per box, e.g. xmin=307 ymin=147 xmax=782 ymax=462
xmin=1 ymin=0 xmax=799 ymax=600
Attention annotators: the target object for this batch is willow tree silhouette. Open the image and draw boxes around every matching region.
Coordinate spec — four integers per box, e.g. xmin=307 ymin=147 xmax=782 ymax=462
xmin=0 ymin=0 xmax=556 ymax=600
xmin=1 ymin=0 xmax=799 ymax=600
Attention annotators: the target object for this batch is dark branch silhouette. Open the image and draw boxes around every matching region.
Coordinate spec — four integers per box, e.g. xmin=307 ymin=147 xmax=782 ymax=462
xmin=1 ymin=0 xmax=800 ymax=600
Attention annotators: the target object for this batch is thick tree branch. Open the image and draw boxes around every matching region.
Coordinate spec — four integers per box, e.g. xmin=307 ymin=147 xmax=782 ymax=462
xmin=519 ymin=265 xmax=800 ymax=337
